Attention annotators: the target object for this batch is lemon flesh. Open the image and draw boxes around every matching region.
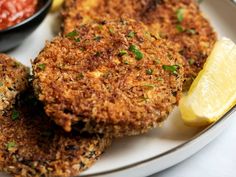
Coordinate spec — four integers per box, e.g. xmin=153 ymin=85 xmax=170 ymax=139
xmin=179 ymin=38 xmax=236 ymax=127
xmin=51 ymin=0 xmax=64 ymax=12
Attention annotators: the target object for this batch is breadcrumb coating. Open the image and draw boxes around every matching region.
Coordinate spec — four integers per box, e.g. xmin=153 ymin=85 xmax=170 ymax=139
xmin=61 ymin=0 xmax=217 ymax=86
xmin=0 ymin=54 xmax=29 ymax=115
xmin=0 ymin=93 xmax=111 ymax=177
xmin=33 ymin=19 xmax=184 ymax=136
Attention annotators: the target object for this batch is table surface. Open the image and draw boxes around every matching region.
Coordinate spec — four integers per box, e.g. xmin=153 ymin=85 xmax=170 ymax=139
xmin=151 ymin=115 xmax=236 ymax=177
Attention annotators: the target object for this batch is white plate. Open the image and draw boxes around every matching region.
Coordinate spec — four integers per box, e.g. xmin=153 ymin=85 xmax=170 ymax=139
xmin=6 ymin=0 xmax=236 ymax=177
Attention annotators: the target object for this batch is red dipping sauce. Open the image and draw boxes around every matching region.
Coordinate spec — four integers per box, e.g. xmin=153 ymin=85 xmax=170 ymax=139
xmin=0 ymin=0 xmax=38 ymax=30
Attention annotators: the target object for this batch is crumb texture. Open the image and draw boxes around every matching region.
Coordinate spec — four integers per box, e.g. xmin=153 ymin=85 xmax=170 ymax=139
xmin=33 ymin=20 xmax=184 ymax=136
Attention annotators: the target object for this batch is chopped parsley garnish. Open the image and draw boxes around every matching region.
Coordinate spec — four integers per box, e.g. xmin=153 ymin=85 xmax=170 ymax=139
xmin=77 ymin=73 xmax=84 ymax=79
xmin=128 ymin=31 xmax=136 ymax=38
xmin=129 ymin=44 xmax=143 ymax=60
xmin=143 ymin=84 xmax=155 ymax=89
xmin=11 ymin=109 xmax=19 ymax=120
xmin=140 ymin=96 xmax=149 ymax=103
xmin=176 ymin=8 xmax=185 ymax=23
xmin=189 ymin=58 xmax=195 ymax=65
xmin=146 ymin=69 xmax=153 ymax=75
xmin=65 ymin=30 xmax=78 ymax=38
xmin=38 ymin=63 xmax=46 ymax=70
xmin=109 ymin=28 xmax=115 ymax=34
xmin=0 ymin=82 xmax=3 ymax=87
xmin=162 ymin=65 xmax=179 ymax=75
xmin=186 ymin=29 xmax=196 ymax=35
xmin=94 ymin=52 xmax=101 ymax=57
xmin=6 ymin=141 xmax=16 ymax=150
xmin=98 ymin=24 xmax=103 ymax=30
xmin=123 ymin=60 xmax=129 ymax=65
xmin=176 ymin=24 xmax=184 ymax=32
xmin=156 ymin=77 xmax=163 ymax=81
xmin=75 ymin=38 xmax=81 ymax=42
xmin=80 ymin=47 xmax=86 ymax=51
xmin=13 ymin=62 xmax=20 ymax=68
xmin=65 ymin=30 xmax=80 ymax=42
xmin=94 ymin=36 xmax=102 ymax=41
xmin=118 ymin=50 xmax=128 ymax=57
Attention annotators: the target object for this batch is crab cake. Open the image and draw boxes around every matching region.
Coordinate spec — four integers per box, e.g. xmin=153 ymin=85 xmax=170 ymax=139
xmin=33 ymin=19 xmax=184 ymax=136
xmin=0 ymin=54 xmax=29 ymax=115
xmin=0 ymin=94 xmax=111 ymax=177
xmin=61 ymin=0 xmax=217 ymax=84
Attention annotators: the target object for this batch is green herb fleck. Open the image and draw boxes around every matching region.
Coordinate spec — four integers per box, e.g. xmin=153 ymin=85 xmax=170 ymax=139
xmin=94 ymin=36 xmax=102 ymax=42
xmin=143 ymin=84 xmax=155 ymax=89
xmin=80 ymin=47 xmax=86 ymax=51
xmin=162 ymin=65 xmax=179 ymax=75
xmin=75 ymin=38 xmax=81 ymax=42
xmin=156 ymin=77 xmax=163 ymax=81
xmin=98 ymin=24 xmax=103 ymax=30
xmin=65 ymin=30 xmax=78 ymax=38
xmin=129 ymin=44 xmax=143 ymax=61
xmin=144 ymin=31 xmax=151 ymax=36
xmin=65 ymin=30 xmax=81 ymax=42
xmin=0 ymin=82 xmax=3 ymax=87
xmin=38 ymin=64 xmax=46 ymax=70
xmin=146 ymin=69 xmax=153 ymax=75
xmin=94 ymin=52 xmax=101 ymax=57
xmin=123 ymin=60 xmax=129 ymax=65
xmin=189 ymin=58 xmax=195 ymax=65
xmin=140 ymin=96 xmax=149 ymax=103
xmin=6 ymin=141 xmax=16 ymax=150
xmin=176 ymin=8 xmax=185 ymax=23
xmin=11 ymin=109 xmax=19 ymax=120
xmin=108 ymin=28 xmax=114 ymax=34
xmin=128 ymin=31 xmax=136 ymax=38
xmin=176 ymin=24 xmax=184 ymax=32
xmin=118 ymin=50 xmax=128 ymax=57
xmin=186 ymin=29 xmax=196 ymax=35
xmin=77 ymin=73 xmax=84 ymax=79
xmin=13 ymin=62 xmax=20 ymax=68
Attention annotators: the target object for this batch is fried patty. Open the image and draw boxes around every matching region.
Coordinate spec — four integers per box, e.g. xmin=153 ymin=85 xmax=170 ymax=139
xmin=61 ymin=0 xmax=217 ymax=84
xmin=33 ymin=19 xmax=184 ymax=136
xmin=0 ymin=94 xmax=111 ymax=177
xmin=0 ymin=54 xmax=29 ymax=115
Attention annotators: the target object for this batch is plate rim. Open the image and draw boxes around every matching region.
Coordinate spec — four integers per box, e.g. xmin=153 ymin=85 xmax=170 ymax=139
xmin=80 ymin=103 xmax=236 ymax=176
xmin=80 ymin=2 xmax=236 ymax=175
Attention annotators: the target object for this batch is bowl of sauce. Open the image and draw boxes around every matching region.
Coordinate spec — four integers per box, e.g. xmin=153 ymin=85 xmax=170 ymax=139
xmin=0 ymin=0 xmax=52 ymax=52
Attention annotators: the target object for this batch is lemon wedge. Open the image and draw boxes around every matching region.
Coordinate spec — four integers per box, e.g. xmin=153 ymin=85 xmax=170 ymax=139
xmin=51 ymin=0 xmax=64 ymax=12
xmin=179 ymin=38 xmax=236 ymax=127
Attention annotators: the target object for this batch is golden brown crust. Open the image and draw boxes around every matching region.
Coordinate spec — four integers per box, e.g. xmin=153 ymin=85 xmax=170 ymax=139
xmin=33 ymin=20 xmax=184 ymax=136
xmin=61 ymin=0 xmax=217 ymax=85
xmin=0 ymin=54 xmax=29 ymax=115
xmin=0 ymin=94 xmax=111 ymax=177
